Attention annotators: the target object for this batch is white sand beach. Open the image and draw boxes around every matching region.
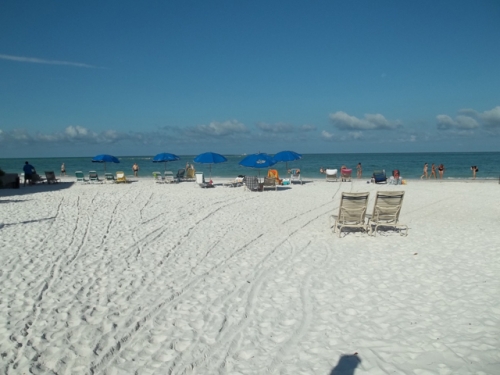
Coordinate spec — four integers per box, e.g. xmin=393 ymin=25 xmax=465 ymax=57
xmin=1 ymin=178 xmax=499 ymax=374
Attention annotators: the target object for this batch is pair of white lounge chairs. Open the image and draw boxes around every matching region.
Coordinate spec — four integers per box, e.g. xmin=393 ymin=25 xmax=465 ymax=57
xmin=331 ymin=191 xmax=408 ymax=237
xmin=153 ymin=171 xmax=175 ymax=184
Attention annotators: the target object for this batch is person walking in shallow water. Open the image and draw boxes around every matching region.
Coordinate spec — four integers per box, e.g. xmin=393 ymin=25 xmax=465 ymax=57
xmin=132 ymin=163 xmax=139 ymax=177
xmin=471 ymin=165 xmax=478 ymax=179
xmin=438 ymin=164 xmax=445 ymax=179
xmin=429 ymin=163 xmax=437 ymax=179
xmin=61 ymin=163 xmax=66 ymax=176
xmin=420 ymin=163 xmax=428 ymax=179
xmin=356 ymin=163 xmax=362 ymax=179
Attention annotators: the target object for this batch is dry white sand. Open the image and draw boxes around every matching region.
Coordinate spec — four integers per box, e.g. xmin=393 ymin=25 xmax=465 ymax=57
xmin=0 ymin=177 xmax=499 ymax=375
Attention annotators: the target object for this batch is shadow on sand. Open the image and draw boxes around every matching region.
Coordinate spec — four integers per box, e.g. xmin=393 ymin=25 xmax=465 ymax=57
xmin=0 ymin=182 xmax=75 ymax=198
xmin=330 ymin=354 xmax=361 ymax=375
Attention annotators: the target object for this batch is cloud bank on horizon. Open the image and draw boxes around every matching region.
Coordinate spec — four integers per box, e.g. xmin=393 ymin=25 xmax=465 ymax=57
xmin=2 ymin=106 xmax=499 ymax=154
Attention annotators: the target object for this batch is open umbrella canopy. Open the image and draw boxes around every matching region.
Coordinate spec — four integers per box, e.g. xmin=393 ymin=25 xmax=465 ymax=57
xmin=92 ymin=154 xmax=120 ymax=171
xmin=92 ymin=154 xmax=120 ymax=163
xmin=194 ymin=152 xmax=227 ymax=164
xmin=239 ymin=153 xmax=277 ymax=169
xmin=152 ymin=152 xmax=180 ymax=171
xmin=152 ymin=153 xmax=180 ymax=162
xmin=273 ymin=150 xmax=302 ymax=163
xmin=194 ymin=152 xmax=227 ymax=179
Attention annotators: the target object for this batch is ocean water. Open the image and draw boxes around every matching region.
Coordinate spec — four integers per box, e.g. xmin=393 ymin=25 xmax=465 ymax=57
xmin=1 ymin=152 xmax=499 ymax=180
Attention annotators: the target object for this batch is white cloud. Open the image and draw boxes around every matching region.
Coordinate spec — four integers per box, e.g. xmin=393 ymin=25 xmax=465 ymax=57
xmin=255 ymin=122 xmax=295 ymax=133
xmin=329 ymin=111 xmax=401 ymax=130
xmin=321 ymin=130 xmax=335 ymax=140
xmin=190 ymin=120 xmax=249 ymax=137
xmin=298 ymin=124 xmax=316 ymax=132
xmin=437 ymin=114 xmax=479 ymax=130
xmin=480 ymin=106 xmax=500 ymax=128
xmin=0 ymin=54 xmax=99 ymax=68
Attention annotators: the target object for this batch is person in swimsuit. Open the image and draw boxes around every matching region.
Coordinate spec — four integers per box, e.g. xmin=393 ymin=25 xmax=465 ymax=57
xmin=420 ymin=163 xmax=428 ymax=179
xmin=356 ymin=163 xmax=362 ymax=179
xmin=429 ymin=163 xmax=437 ymax=179
xmin=438 ymin=164 xmax=445 ymax=179
xmin=471 ymin=165 xmax=478 ymax=179
xmin=132 ymin=163 xmax=139 ymax=177
xmin=61 ymin=163 xmax=66 ymax=176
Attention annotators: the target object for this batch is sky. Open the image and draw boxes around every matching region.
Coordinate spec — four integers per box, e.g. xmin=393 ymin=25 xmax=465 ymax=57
xmin=0 ymin=0 xmax=499 ymax=157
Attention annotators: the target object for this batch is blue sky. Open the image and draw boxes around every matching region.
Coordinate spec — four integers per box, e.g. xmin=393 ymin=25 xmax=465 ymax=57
xmin=1 ymin=0 xmax=499 ymax=157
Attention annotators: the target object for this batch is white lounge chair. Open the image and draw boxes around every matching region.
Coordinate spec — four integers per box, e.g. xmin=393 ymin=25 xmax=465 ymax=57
xmin=368 ymin=191 xmax=408 ymax=236
xmin=331 ymin=192 xmax=370 ymax=237
xmin=326 ymin=169 xmax=338 ymax=182
xmin=263 ymin=177 xmax=277 ymax=191
xmin=164 ymin=171 xmax=175 ymax=183
xmin=153 ymin=171 xmax=164 ymax=183
xmin=223 ymin=176 xmax=244 ymax=187
xmin=290 ymin=169 xmax=302 ymax=185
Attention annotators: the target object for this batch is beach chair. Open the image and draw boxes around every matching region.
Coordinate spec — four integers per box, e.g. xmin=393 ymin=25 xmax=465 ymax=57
xmin=290 ymin=169 xmax=303 ymax=185
xmin=195 ymin=172 xmax=213 ymax=188
xmin=263 ymin=176 xmax=277 ymax=191
xmin=372 ymin=170 xmax=387 ymax=184
xmin=104 ymin=173 xmax=115 ymax=183
xmin=88 ymin=171 xmax=102 ymax=183
xmin=341 ymin=168 xmax=352 ymax=182
xmin=31 ymin=173 xmax=46 ymax=184
xmin=75 ymin=171 xmax=88 ymax=183
xmin=153 ymin=171 xmax=164 ymax=183
xmin=223 ymin=176 xmax=244 ymax=187
xmin=244 ymin=176 xmax=260 ymax=192
xmin=176 ymin=169 xmax=185 ymax=181
xmin=116 ymin=171 xmax=127 ymax=183
xmin=326 ymin=169 xmax=338 ymax=182
xmin=164 ymin=171 xmax=175 ymax=183
xmin=332 ymin=192 xmax=370 ymax=237
xmin=185 ymin=167 xmax=196 ymax=180
xmin=45 ymin=171 xmax=61 ymax=184
xmin=368 ymin=191 xmax=408 ymax=236
xmin=267 ymin=169 xmax=282 ymax=185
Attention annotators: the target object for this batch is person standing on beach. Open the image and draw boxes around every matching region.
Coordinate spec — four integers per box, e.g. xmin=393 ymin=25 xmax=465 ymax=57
xmin=471 ymin=165 xmax=478 ymax=179
xmin=438 ymin=164 xmax=445 ymax=179
xmin=430 ymin=163 xmax=437 ymax=179
xmin=132 ymin=163 xmax=139 ymax=177
xmin=23 ymin=161 xmax=35 ymax=186
xmin=420 ymin=163 xmax=428 ymax=179
xmin=61 ymin=163 xmax=66 ymax=176
xmin=356 ymin=163 xmax=362 ymax=179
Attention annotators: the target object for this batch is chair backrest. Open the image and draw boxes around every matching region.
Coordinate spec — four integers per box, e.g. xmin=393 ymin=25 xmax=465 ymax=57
xmin=152 ymin=171 xmax=162 ymax=181
xmin=116 ymin=171 xmax=126 ymax=180
xmin=105 ymin=173 xmax=115 ymax=180
xmin=89 ymin=171 xmax=98 ymax=179
xmin=326 ymin=169 xmax=337 ymax=176
xmin=45 ymin=171 xmax=56 ymax=181
xmin=186 ymin=168 xmax=195 ymax=179
xmin=176 ymin=169 xmax=185 ymax=178
xmin=75 ymin=171 xmax=84 ymax=180
xmin=245 ymin=176 xmax=259 ymax=191
xmin=195 ymin=172 xmax=205 ymax=184
xmin=263 ymin=177 xmax=275 ymax=186
xmin=371 ymin=191 xmax=405 ymax=223
xmin=341 ymin=168 xmax=352 ymax=176
xmin=337 ymin=192 xmax=369 ymax=224
xmin=373 ymin=170 xmax=387 ymax=183
xmin=290 ymin=168 xmax=300 ymax=176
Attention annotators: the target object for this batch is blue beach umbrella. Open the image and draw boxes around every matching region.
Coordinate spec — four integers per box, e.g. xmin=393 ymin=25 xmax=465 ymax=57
xmin=274 ymin=150 xmax=302 ymax=171
xmin=152 ymin=152 xmax=180 ymax=171
xmin=92 ymin=154 xmax=120 ymax=172
xmin=193 ymin=152 xmax=227 ymax=179
xmin=239 ymin=153 xmax=277 ymax=180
